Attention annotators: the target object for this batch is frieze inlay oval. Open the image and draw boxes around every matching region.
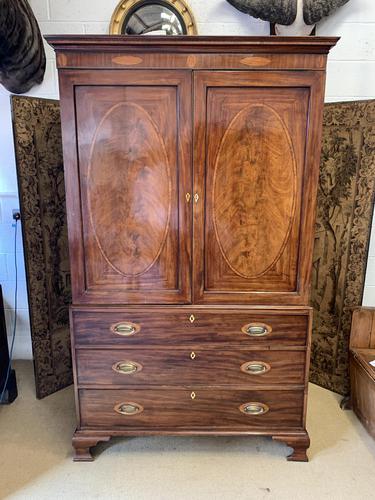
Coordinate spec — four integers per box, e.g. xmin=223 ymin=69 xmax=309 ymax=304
xmin=213 ymin=103 xmax=297 ymax=279
xmin=88 ymin=102 xmax=171 ymax=277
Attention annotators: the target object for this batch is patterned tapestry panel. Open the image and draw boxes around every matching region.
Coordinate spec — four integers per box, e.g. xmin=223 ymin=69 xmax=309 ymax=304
xmin=310 ymin=99 xmax=375 ymax=396
xmin=12 ymin=95 xmax=72 ymax=399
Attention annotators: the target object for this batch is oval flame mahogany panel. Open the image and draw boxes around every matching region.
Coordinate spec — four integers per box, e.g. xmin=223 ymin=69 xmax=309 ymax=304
xmin=213 ymin=104 xmax=297 ymax=279
xmin=88 ymin=102 xmax=171 ymax=277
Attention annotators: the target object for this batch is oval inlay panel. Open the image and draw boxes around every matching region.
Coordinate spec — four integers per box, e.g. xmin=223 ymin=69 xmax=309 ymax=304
xmin=213 ymin=104 xmax=297 ymax=279
xmin=88 ymin=102 xmax=171 ymax=277
xmin=112 ymin=55 xmax=143 ymax=66
xmin=240 ymin=56 xmax=271 ymax=67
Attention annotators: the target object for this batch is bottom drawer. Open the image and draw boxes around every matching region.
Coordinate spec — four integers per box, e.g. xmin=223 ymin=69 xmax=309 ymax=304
xmin=79 ymin=389 xmax=304 ymax=429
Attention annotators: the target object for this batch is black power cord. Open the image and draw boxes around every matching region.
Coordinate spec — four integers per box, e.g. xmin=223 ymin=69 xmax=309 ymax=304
xmin=0 ymin=212 xmax=20 ymax=403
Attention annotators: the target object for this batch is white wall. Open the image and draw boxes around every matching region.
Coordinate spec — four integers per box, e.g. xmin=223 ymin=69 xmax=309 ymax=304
xmin=0 ymin=0 xmax=375 ymax=359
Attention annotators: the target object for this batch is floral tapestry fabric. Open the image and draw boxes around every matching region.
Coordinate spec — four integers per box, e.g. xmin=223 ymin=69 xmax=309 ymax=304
xmin=12 ymin=95 xmax=72 ymax=399
xmin=310 ymin=99 xmax=375 ymax=395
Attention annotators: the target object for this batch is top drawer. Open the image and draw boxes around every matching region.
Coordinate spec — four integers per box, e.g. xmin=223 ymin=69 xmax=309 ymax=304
xmin=72 ymin=308 xmax=310 ymax=347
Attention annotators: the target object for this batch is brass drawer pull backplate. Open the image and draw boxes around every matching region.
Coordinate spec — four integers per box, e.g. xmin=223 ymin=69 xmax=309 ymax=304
xmin=241 ymin=322 xmax=272 ymax=337
xmin=111 ymin=321 xmax=140 ymax=337
xmin=114 ymin=402 xmax=143 ymax=416
xmin=239 ymin=402 xmax=269 ymax=416
xmin=112 ymin=360 xmax=142 ymax=375
xmin=240 ymin=361 xmax=271 ymax=375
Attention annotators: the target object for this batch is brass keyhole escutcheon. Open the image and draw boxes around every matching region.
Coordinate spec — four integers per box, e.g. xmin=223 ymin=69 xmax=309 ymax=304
xmin=194 ymin=193 xmax=199 ymax=203
xmin=189 ymin=314 xmax=195 ymax=323
xmin=190 ymin=351 xmax=196 ymax=360
xmin=190 ymin=391 xmax=196 ymax=400
xmin=185 ymin=192 xmax=191 ymax=202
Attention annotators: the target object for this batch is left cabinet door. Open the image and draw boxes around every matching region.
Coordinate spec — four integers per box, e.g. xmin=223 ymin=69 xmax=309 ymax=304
xmin=59 ymin=70 xmax=192 ymax=304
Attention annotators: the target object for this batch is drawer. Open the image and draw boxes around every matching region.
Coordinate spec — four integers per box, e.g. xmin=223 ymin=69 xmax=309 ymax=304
xmin=76 ymin=348 xmax=306 ymax=387
xmin=79 ymin=388 xmax=304 ymax=429
xmin=72 ymin=308 xmax=309 ymax=346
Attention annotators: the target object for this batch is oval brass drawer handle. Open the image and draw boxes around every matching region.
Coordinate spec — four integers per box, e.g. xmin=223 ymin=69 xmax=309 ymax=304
xmin=114 ymin=402 xmax=143 ymax=416
xmin=240 ymin=361 xmax=270 ymax=375
xmin=111 ymin=321 xmax=140 ymax=337
xmin=241 ymin=322 xmax=272 ymax=337
xmin=112 ymin=360 xmax=142 ymax=375
xmin=239 ymin=402 xmax=269 ymax=416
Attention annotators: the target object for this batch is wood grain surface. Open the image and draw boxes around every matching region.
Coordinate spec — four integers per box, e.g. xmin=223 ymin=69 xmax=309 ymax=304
xmin=55 ymin=52 xmax=327 ymax=71
xmin=59 ymin=70 xmax=192 ymax=304
xmin=212 ymin=102 xmax=297 ymax=279
xmin=46 ymin=35 xmax=339 ymax=54
xmin=350 ymin=308 xmax=375 ymax=350
xmin=79 ymin=388 xmax=304 ymax=429
xmin=76 ymin=348 xmax=305 ymax=387
xmin=87 ymin=99 xmax=172 ymax=277
xmin=350 ymin=353 xmax=375 ymax=439
xmin=193 ymin=71 xmax=325 ymax=305
xmin=72 ymin=307 xmax=309 ymax=347
xmin=349 ymin=307 xmax=375 ymax=439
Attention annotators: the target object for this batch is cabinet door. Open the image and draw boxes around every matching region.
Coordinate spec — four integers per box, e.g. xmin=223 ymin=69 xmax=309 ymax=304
xmin=193 ymin=71 xmax=325 ymax=305
xmin=60 ymin=70 xmax=192 ymax=304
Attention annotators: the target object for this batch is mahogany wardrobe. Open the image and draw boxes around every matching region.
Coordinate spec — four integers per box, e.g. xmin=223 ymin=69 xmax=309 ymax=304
xmin=47 ymin=35 xmax=338 ymax=461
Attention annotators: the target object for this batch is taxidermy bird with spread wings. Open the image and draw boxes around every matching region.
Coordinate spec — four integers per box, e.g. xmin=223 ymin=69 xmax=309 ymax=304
xmin=226 ymin=0 xmax=350 ymax=36
xmin=0 ymin=0 xmax=46 ymax=93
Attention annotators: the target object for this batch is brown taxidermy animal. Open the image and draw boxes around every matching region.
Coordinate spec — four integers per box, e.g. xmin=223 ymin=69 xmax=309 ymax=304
xmin=0 ymin=0 xmax=46 ymax=93
xmin=226 ymin=0 xmax=350 ymax=36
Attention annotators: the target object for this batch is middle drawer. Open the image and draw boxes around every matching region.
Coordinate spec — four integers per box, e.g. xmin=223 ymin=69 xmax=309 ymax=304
xmin=76 ymin=348 xmax=305 ymax=387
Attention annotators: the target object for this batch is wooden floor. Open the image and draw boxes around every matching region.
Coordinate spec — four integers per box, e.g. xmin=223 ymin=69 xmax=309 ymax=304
xmin=1 ymin=361 xmax=375 ymax=500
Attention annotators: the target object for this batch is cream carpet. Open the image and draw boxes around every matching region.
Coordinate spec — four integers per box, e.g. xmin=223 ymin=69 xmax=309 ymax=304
xmin=1 ymin=361 xmax=375 ymax=500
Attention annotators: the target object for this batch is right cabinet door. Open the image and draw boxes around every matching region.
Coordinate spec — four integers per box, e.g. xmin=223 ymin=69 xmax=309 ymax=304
xmin=193 ymin=71 xmax=325 ymax=305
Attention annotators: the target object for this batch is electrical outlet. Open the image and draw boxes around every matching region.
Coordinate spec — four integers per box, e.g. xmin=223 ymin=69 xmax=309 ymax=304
xmin=12 ymin=209 xmax=21 ymax=221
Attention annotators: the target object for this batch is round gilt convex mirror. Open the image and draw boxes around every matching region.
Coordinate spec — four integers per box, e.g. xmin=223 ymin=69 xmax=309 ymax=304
xmin=110 ymin=0 xmax=197 ymax=36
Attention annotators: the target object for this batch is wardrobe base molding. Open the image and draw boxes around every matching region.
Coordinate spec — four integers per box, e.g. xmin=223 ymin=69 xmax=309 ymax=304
xmin=72 ymin=429 xmax=310 ymax=462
